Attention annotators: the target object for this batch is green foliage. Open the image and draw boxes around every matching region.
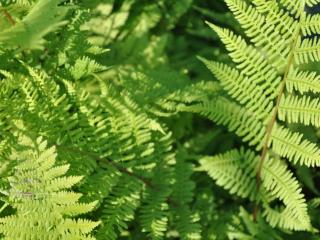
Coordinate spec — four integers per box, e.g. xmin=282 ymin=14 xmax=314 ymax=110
xmin=2 ymin=0 xmax=320 ymax=239
xmin=184 ymin=0 xmax=320 ymax=235
xmin=0 ymin=134 xmax=99 ymax=239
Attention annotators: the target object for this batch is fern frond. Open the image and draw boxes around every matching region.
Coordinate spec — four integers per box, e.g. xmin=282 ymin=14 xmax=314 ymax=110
xmin=0 ymin=135 xmax=99 ymax=239
xmin=305 ymin=0 xmax=320 ymax=7
xmin=286 ymin=67 xmax=320 ymax=94
xmin=140 ymin=165 xmax=172 ymax=240
xmin=182 ymin=97 xmax=266 ymax=148
xmin=200 ymin=59 xmax=274 ymax=118
xmin=302 ymin=13 xmax=320 ymax=36
xmin=201 ymin=148 xmax=310 ymax=230
xmin=200 ymin=148 xmax=258 ymax=200
xmin=227 ymin=207 xmax=282 ymax=240
xmin=252 ymin=0 xmax=297 ymax=37
xmin=295 ymin=37 xmax=320 ymax=64
xmin=204 ymin=23 xmax=281 ymax=98
xmin=261 ymin=157 xmax=310 ymax=230
xmin=278 ymin=0 xmax=304 ymax=17
xmin=97 ymin=176 xmax=143 ymax=240
xmin=225 ymin=0 xmax=290 ymax=67
xmin=279 ymin=95 xmax=320 ymax=127
xmin=271 ymin=124 xmax=320 ymax=166
xmin=171 ymin=151 xmax=201 ymax=239
xmin=70 ymin=57 xmax=107 ymax=80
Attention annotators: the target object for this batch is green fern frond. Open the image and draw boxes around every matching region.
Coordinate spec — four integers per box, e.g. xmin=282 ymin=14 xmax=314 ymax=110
xmin=225 ymin=0 xmax=290 ymax=68
xmin=200 ymin=148 xmax=310 ymax=230
xmin=140 ymin=165 xmax=172 ymax=240
xmin=199 ymin=59 xmax=274 ymax=119
xmin=182 ymin=97 xmax=266 ymax=148
xmin=278 ymin=0 xmax=304 ymax=17
xmin=279 ymin=94 xmax=320 ymax=127
xmin=200 ymin=148 xmax=258 ymax=200
xmin=97 ymin=176 xmax=143 ymax=240
xmin=302 ymin=13 xmax=320 ymax=36
xmin=252 ymin=0 xmax=297 ymax=37
xmin=194 ymin=0 xmax=320 ymax=231
xmin=227 ymin=207 xmax=282 ymax=240
xmin=0 ymin=135 xmax=99 ymax=239
xmin=305 ymin=0 xmax=320 ymax=7
xmin=171 ymin=151 xmax=201 ymax=239
xmin=286 ymin=67 xmax=320 ymax=94
xmin=295 ymin=37 xmax=320 ymax=64
xmin=70 ymin=57 xmax=107 ymax=80
xmin=261 ymin=157 xmax=310 ymax=230
xmin=204 ymin=22 xmax=281 ymax=98
xmin=271 ymin=124 xmax=320 ymax=166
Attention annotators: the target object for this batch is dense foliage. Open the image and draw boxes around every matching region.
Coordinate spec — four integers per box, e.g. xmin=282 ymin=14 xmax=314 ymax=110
xmin=2 ymin=0 xmax=320 ymax=239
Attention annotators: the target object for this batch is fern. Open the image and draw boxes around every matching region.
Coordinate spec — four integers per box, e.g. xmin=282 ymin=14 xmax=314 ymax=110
xmin=185 ymin=0 xmax=320 ymax=231
xmin=4 ymin=0 xmax=320 ymax=238
xmin=0 ymin=134 xmax=99 ymax=239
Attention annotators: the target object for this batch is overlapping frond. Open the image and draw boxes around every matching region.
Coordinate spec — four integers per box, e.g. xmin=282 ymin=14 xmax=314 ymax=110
xmin=201 ymin=148 xmax=310 ymax=230
xmin=225 ymin=0 xmax=291 ymax=68
xmin=200 ymin=59 xmax=274 ymax=118
xmin=0 ymin=135 xmax=99 ymax=239
xmin=200 ymin=148 xmax=258 ymax=200
xmin=261 ymin=157 xmax=310 ymax=230
xmin=182 ymin=97 xmax=266 ymax=148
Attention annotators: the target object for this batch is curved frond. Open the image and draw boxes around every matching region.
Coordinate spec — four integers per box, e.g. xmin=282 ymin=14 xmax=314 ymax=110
xmin=200 ymin=148 xmax=258 ymax=200
xmin=225 ymin=0 xmax=291 ymax=67
xmin=262 ymin=157 xmax=310 ymax=230
xmin=0 ymin=135 xmax=99 ymax=239
xmin=199 ymin=59 xmax=274 ymax=119
xmin=181 ymin=97 xmax=266 ymax=149
xmin=205 ymin=22 xmax=281 ymax=98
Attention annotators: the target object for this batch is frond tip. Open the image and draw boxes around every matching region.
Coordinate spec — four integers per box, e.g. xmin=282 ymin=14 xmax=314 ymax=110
xmin=200 ymin=148 xmax=311 ymax=231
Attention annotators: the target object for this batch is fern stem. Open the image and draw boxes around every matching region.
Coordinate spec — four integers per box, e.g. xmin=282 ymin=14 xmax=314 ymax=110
xmin=56 ymin=145 xmax=180 ymax=208
xmin=2 ymin=9 xmax=15 ymax=25
xmin=56 ymin=145 xmax=153 ymax=187
xmin=253 ymin=11 xmax=304 ymax=221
